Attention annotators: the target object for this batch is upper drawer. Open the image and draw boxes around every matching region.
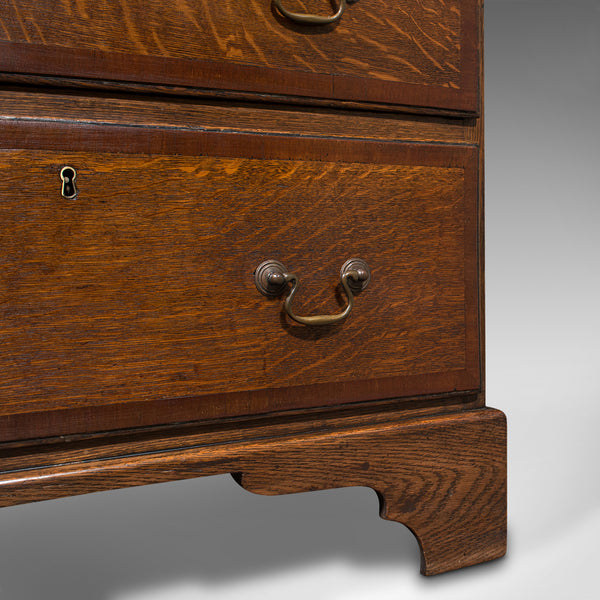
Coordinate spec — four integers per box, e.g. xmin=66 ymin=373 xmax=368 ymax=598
xmin=0 ymin=0 xmax=480 ymax=113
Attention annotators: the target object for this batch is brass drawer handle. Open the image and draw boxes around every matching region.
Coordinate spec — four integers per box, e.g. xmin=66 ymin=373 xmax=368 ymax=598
xmin=273 ymin=0 xmax=354 ymax=25
xmin=255 ymin=258 xmax=370 ymax=326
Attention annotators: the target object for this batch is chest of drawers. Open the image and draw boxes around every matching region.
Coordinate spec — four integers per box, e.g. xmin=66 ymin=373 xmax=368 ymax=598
xmin=0 ymin=0 xmax=505 ymax=576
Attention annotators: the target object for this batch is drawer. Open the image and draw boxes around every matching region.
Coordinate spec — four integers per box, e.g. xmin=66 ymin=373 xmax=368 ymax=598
xmin=0 ymin=122 xmax=480 ymax=441
xmin=0 ymin=0 xmax=479 ymax=113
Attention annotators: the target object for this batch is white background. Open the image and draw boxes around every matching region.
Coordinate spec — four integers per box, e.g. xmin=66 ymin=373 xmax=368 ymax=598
xmin=1 ymin=1 xmax=599 ymax=598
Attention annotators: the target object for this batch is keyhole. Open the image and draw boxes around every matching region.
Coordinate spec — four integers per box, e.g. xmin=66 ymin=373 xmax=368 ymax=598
xmin=60 ymin=166 xmax=77 ymax=199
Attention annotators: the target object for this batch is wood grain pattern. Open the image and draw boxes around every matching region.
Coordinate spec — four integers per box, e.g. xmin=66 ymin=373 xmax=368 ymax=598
xmin=0 ymin=0 xmax=499 ymax=579
xmin=0 ymin=0 xmax=479 ymax=111
xmin=0 ymin=74 xmax=477 ymax=117
xmin=0 ymin=407 xmax=507 ymax=576
xmin=0 ymin=393 xmax=483 ymax=470
xmin=0 ymin=128 xmax=479 ymax=441
xmin=0 ymin=89 xmax=475 ymax=145
xmin=234 ymin=407 xmax=507 ymax=575
xmin=0 ymin=0 xmax=462 ymax=81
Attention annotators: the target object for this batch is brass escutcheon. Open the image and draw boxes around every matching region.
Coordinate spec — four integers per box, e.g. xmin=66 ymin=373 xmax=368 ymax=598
xmin=60 ymin=166 xmax=77 ymax=199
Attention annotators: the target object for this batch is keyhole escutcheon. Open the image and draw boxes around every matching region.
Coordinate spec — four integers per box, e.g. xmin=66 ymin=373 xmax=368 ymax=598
xmin=60 ymin=166 xmax=77 ymax=199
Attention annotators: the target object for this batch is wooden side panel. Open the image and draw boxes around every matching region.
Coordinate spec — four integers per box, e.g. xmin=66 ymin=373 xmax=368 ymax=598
xmin=0 ymin=126 xmax=479 ymax=440
xmin=0 ymin=0 xmax=479 ymax=111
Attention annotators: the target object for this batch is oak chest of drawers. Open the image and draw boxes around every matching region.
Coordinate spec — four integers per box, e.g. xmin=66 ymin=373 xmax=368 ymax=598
xmin=0 ymin=0 xmax=506 ymax=576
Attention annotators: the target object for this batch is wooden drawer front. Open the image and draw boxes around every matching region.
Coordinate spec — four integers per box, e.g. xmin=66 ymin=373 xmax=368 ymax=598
xmin=0 ymin=0 xmax=479 ymax=113
xmin=0 ymin=125 xmax=479 ymax=441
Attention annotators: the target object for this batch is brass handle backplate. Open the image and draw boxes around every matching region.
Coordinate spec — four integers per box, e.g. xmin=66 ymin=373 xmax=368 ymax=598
xmin=273 ymin=0 xmax=356 ymax=25
xmin=255 ymin=258 xmax=370 ymax=326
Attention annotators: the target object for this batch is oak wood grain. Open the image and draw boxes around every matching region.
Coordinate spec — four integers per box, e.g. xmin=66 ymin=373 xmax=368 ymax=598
xmin=0 ymin=407 xmax=507 ymax=576
xmin=0 ymin=392 xmax=483 ymax=470
xmin=0 ymin=89 xmax=474 ymax=145
xmin=0 ymin=0 xmax=479 ymax=112
xmin=0 ymin=128 xmax=479 ymax=441
xmin=0 ymin=0 xmax=463 ymax=82
xmin=234 ymin=407 xmax=507 ymax=575
xmin=0 ymin=74 xmax=478 ymax=117
xmin=0 ymin=0 xmax=498 ymax=579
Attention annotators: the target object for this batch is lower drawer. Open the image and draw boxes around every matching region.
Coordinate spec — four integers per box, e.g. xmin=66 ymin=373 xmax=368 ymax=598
xmin=0 ymin=123 xmax=480 ymax=441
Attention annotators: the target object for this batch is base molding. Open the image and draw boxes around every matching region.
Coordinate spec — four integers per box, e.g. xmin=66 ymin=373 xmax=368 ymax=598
xmin=233 ymin=407 xmax=506 ymax=575
xmin=0 ymin=407 xmax=506 ymax=575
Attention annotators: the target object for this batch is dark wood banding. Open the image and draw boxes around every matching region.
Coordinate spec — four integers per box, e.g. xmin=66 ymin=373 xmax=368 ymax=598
xmin=0 ymin=90 xmax=475 ymax=145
